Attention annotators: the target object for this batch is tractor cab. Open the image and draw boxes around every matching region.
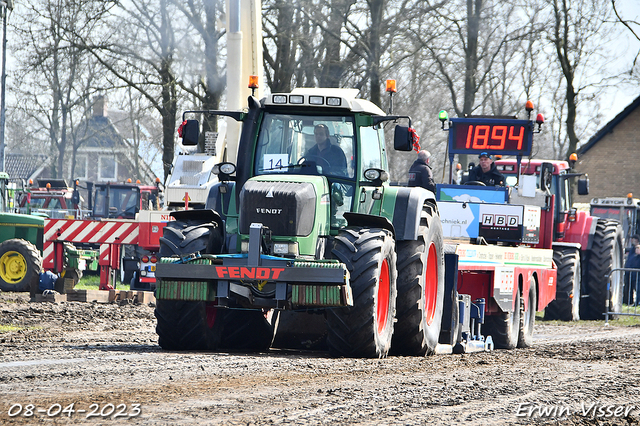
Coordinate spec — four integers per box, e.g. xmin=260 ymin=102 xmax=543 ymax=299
xmin=92 ymin=181 xmax=161 ymax=219
xmin=180 ymin=87 xmax=417 ymax=258
xmin=495 ymin=158 xmax=589 ymax=242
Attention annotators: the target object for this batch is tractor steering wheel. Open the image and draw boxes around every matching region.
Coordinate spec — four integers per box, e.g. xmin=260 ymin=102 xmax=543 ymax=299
xmin=297 ymin=155 xmax=332 ymax=170
xmin=465 ymin=181 xmax=486 ymax=186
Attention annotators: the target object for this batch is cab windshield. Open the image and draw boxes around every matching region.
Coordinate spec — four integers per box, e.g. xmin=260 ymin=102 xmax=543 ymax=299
xmin=93 ymin=186 xmax=140 ymax=219
xmin=254 ymin=113 xmax=355 ymax=179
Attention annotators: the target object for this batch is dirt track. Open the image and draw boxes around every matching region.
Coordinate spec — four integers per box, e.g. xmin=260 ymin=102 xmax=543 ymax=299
xmin=1 ymin=292 xmax=640 ymax=425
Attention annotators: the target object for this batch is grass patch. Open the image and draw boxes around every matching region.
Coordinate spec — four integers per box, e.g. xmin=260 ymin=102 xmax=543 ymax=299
xmin=75 ymin=274 xmax=130 ymax=291
xmin=0 ymin=325 xmax=23 ymax=333
xmin=537 ymin=306 xmax=640 ymax=326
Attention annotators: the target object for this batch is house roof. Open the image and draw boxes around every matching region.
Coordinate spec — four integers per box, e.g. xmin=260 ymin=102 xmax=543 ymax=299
xmin=578 ymin=95 xmax=640 ymax=156
xmin=5 ymin=153 xmax=48 ymax=183
xmin=76 ymin=115 xmax=126 ymax=148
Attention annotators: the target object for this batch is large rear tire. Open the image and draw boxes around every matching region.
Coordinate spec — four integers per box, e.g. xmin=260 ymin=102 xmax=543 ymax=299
xmin=544 ymin=247 xmax=581 ymax=321
xmin=392 ymin=206 xmax=445 ymax=355
xmin=518 ymin=277 xmax=537 ymax=348
xmin=485 ymin=290 xmax=521 ymax=349
xmin=581 ymin=220 xmax=623 ymax=320
xmin=0 ymin=239 xmax=42 ymax=293
xmin=155 ymin=300 xmax=222 ymax=350
xmin=327 ymin=228 xmax=397 ymax=358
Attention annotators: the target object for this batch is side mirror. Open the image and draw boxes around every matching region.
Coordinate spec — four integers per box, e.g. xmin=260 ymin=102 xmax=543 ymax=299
xmin=394 ymin=125 xmax=412 ymax=151
xmin=540 ymin=162 xmax=554 ymax=192
xmin=182 ymin=119 xmax=200 ymax=146
xmin=578 ymin=174 xmax=589 ymax=195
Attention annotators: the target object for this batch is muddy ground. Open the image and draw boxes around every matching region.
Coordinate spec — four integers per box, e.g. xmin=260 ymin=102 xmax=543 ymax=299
xmin=0 ymin=292 xmax=639 ymax=425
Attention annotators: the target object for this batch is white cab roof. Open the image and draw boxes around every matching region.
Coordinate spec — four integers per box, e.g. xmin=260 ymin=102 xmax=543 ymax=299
xmin=265 ymin=88 xmax=386 ymax=116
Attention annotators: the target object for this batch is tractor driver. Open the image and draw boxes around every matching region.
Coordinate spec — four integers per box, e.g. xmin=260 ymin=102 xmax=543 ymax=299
xmin=304 ymin=124 xmax=348 ymax=176
xmin=468 ymin=152 xmax=505 ymax=186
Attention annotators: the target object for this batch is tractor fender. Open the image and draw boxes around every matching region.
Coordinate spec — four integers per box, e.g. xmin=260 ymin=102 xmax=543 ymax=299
xmin=552 ymin=242 xmax=582 ymax=251
xmin=343 ymin=212 xmax=395 ymax=237
xmin=563 ymin=210 xmax=597 ymax=251
xmin=391 ymin=186 xmax=437 ymax=241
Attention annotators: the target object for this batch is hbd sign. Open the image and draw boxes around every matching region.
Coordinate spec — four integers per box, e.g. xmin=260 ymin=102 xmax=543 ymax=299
xmin=481 ymin=214 xmax=519 ymax=228
xmin=478 ymin=204 xmax=524 ymax=243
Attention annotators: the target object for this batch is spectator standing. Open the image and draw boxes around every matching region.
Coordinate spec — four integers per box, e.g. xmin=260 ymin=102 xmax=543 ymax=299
xmin=408 ymin=150 xmax=436 ymax=193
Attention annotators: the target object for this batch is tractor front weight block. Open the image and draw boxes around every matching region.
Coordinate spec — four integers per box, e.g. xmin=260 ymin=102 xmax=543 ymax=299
xmin=155 ymin=255 xmax=352 ymax=309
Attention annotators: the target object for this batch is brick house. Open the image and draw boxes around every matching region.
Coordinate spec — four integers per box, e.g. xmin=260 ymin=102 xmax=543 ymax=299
xmin=574 ymin=96 xmax=640 ymax=203
xmin=71 ymin=96 xmax=159 ymax=186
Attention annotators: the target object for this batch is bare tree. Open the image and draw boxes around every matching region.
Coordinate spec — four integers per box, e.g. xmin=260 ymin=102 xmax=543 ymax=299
xmin=171 ymin=0 xmax=226 ymax=134
xmin=547 ymin=0 xmax=617 ymax=159
xmin=78 ymin=0 xmax=182 ymax=181
xmin=11 ymin=0 xmax=114 ymax=179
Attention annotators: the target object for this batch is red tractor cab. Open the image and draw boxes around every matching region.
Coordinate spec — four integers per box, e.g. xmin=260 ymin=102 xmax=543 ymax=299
xmin=495 ymin=157 xmax=623 ymax=321
xmin=17 ymin=179 xmax=82 ymax=218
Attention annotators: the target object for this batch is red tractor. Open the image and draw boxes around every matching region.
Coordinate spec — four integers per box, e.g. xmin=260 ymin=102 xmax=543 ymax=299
xmin=495 ymin=158 xmax=623 ymax=320
xmin=16 ymin=179 xmax=83 ymax=218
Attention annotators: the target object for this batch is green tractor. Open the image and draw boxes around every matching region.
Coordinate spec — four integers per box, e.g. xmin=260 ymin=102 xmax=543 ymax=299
xmin=155 ymin=89 xmax=445 ymax=358
xmin=0 ymin=172 xmax=44 ymax=293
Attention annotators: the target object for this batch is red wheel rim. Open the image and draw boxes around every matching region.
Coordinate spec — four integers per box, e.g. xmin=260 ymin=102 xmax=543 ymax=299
xmin=424 ymin=243 xmax=438 ymax=326
xmin=376 ymin=258 xmax=390 ymax=335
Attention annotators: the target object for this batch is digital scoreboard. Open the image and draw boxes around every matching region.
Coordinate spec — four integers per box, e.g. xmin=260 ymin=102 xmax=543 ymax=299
xmin=448 ymin=118 xmax=534 ymax=157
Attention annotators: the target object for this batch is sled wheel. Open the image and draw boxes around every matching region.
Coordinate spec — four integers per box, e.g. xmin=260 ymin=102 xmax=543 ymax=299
xmin=544 ymin=247 xmax=581 ymax=321
xmin=582 ymin=220 xmax=623 ymax=320
xmin=392 ymin=206 xmax=445 ymax=355
xmin=327 ymin=227 xmax=397 ymax=358
xmin=0 ymin=239 xmax=42 ymax=293
xmin=518 ymin=276 xmax=537 ymax=348
xmin=485 ymin=289 xmax=521 ymax=349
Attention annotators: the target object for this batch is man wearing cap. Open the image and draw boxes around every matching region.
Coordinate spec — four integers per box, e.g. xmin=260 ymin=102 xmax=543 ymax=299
xmin=408 ymin=150 xmax=436 ymax=193
xmin=467 ymin=152 xmax=505 ymax=186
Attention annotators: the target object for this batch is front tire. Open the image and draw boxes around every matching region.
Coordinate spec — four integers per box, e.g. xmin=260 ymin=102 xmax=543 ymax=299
xmin=218 ymin=309 xmax=275 ymax=351
xmin=157 ymin=217 xmax=225 ymax=351
xmin=0 ymin=239 xmax=42 ymax=293
xmin=581 ymin=220 xmax=623 ymax=320
xmin=392 ymin=207 xmax=445 ymax=355
xmin=327 ymin=227 xmax=397 ymax=358
xmin=155 ymin=300 xmax=222 ymax=350
xmin=544 ymin=247 xmax=581 ymax=321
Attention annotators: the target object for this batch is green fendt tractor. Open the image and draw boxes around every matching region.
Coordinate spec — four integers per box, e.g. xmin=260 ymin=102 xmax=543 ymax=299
xmin=0 ymin=172 xmax=44 ymax=292
xmin=155 ymin=88 xmax=445 ymax=358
